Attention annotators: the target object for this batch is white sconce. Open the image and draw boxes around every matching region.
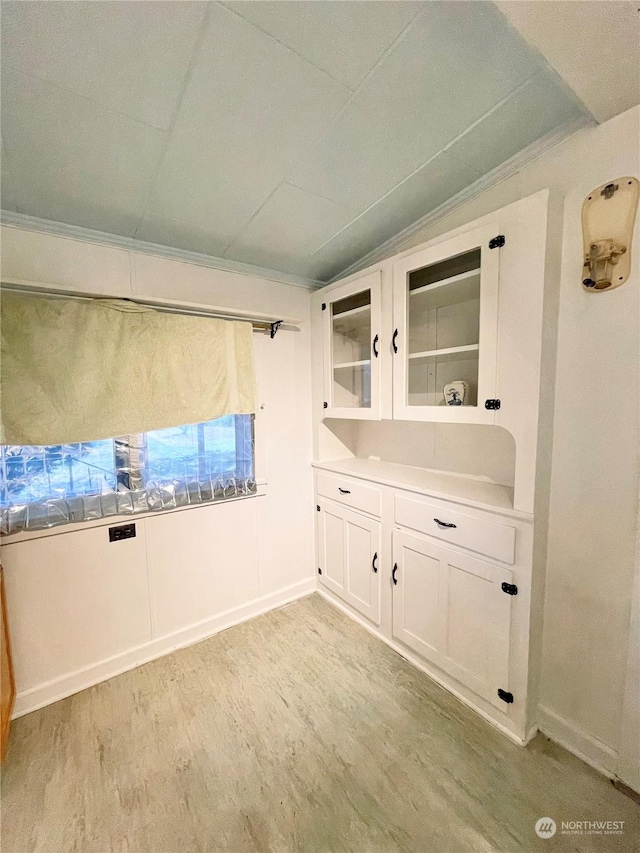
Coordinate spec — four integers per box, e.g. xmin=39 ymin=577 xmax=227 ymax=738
xmin=581 ymin=177 xmax=639 ymax=291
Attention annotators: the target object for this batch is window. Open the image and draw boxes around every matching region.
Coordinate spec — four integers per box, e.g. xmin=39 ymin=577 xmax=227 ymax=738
xmin=0 ymin=414 xmax=255 ymax=534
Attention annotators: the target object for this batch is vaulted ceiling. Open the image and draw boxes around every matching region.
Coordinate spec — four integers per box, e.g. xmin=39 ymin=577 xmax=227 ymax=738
xmin=0 ymin=1 xmax=603 ymax=284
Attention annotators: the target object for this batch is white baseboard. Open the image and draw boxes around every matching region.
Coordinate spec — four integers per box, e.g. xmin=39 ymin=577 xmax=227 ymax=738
xmin=537 ymin=704 xmax=618 ymax=778
xmin=12 ymin=579 xmax=315 ymax=718
xmin=317 ymin=588 xmax=529 ymax=747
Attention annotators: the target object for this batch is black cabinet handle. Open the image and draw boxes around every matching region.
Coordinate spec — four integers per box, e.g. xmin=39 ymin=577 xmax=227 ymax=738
xmin=392 ymin=328 xmax=398 ymax=353
xmin=372 ymin=334 xmax=379 ymax=358
xmin=338 ymin=487 xmax=351 ymax=495
xmin=434 ymin=518 xmax=457 ymax=529
xmin=392 ymin=563 xmax=398 ymax=585
xmin=372 ymin=552 xmax=378 ymax=573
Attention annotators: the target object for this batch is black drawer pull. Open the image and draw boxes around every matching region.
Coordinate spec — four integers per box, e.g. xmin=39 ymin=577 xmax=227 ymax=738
xmin=392 ymin=328 xmax=398 ymax=353
xmin=338 ymin=487 xmax=351 ymax=495
xmin=372 ymin=334 xmax=379 ymax=358
xmin=372 ymin=552 xmax=378 ymax=573
xmin=392 ymin=563 xmax=398 ymax=585
xmin=434 ymin=518 xmax=457 ymax=529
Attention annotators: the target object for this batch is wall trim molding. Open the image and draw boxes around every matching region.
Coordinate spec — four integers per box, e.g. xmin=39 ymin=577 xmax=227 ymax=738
xmin=327 ymin=114 xmax=593 ymax=284
xmin=0 ymin=211 xmax=324 ymax=291
xmin=537 ymin=703 xmax=618 ymax=778
xmin=2 ymin=118 xmax=593 ymax=294
xmin=12 ymin=578 xmax=315 ymax=718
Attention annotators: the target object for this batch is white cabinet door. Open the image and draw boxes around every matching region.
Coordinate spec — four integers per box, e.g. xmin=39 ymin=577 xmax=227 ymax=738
xmin=392 ymin=530 xmax=513 ymax=709
xmin=392 ymin=223 xmax=500 ymax=423
xmin=319 ymin=502 xmax=346 ymax=596
xmin=318 ymin=501 xmax=381 ymax=625
xmin=391 ymin=530 xmax=446 ymax=661
xmin=322 ymin=271 xmax=382 ymax=419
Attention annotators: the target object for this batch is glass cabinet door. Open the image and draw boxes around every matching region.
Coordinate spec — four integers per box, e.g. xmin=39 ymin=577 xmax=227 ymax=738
xmin=322 ymin=271 xmax=382 ymax=419
xmin=392 ymin=224 xmax=499 ymax=422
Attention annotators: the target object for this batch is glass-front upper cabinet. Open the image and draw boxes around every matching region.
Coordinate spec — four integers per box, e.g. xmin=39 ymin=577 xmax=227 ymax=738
xmin=322 ymin=271 xmax=382 ymax=419
xmin=392 ymin=224 xmax=500 ymax=423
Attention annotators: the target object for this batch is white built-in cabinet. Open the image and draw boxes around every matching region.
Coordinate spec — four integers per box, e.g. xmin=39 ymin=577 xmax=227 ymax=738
xmin=317 ymin=500 xmax=381 ymax=626
xmin=312 ymin=191 xmax=551 ymax=743
xmin=315 ymin=464 xmax=533 ymax=741
xmin=322 ymin=271 xmax=382 ymax=419
xmin=392 ymin=223 xmax=500 ymax=422
xmin=392 ymin=529 xmax=513 ymax=710
xmin=321 ymin=223 xmax=503 ymax=424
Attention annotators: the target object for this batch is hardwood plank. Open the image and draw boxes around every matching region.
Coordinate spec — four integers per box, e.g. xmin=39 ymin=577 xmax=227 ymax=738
xmin=2 ymin=594 xmax=638 ymax=852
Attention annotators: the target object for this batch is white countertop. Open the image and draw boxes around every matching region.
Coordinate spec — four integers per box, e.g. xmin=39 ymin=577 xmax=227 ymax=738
xmin=313 ymin=457 xmax=532 ymax=521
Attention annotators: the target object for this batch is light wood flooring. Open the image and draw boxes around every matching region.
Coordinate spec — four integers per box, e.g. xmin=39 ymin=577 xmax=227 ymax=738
xmin=2 ymin=593 xmax=638 ymax=852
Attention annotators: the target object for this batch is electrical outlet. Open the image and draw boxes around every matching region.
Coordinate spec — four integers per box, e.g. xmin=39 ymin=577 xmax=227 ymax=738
xmin=109 ymin=523 xmax=136 ymax=542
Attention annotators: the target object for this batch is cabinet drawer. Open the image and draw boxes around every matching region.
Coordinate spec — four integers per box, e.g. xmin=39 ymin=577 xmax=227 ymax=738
xmin=316 ymin=472 xmax=381 ymax=518
xmin=394 ymin=494 xmax=515 ymax=564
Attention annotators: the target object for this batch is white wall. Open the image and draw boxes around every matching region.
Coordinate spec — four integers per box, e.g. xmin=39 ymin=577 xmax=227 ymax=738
xmin=0 ymin=226 xmax=315 ymax=715
xmin=385 ymin=106 xmax=640 ymax=775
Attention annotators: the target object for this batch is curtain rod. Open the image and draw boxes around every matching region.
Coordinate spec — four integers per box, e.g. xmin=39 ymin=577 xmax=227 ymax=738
xmin=0 ymin=284 xmax=287 ymax=338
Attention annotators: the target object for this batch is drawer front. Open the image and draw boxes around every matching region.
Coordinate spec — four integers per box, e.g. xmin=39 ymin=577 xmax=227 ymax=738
xmin=394 ymin=494 xmax=515 ymax=564
xmin=316 ymin=472 xmax=382 ymax=518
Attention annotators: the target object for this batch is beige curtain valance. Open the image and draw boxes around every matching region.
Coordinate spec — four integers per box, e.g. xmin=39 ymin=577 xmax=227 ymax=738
xmin=1 ymin=293 xmax=256 ymax=445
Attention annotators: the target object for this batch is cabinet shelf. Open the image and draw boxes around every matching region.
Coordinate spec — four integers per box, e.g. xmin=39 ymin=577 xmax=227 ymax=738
xmin=409 ymin=267 xmax=481 ymax=298
xmin=408 ymin=344 xmax=479 ymax=365
xmin=332 ymin=304 xmax=370 ymax=337
xmin=334 ymin=359 xmax=371 ymax=370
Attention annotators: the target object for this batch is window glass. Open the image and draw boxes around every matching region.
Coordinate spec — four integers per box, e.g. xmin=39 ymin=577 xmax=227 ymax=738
xmin=0 ymin=441 xmax=115 ymax=507
xmin=146 ymin=415 xmax=247 ymax=483
xmin=1 ymin=415 xmax=255 ymax=534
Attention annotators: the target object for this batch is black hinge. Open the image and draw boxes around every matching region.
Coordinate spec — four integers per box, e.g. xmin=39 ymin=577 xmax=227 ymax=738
xmin=323 ymin=402 xmax=328 ymax=409
xmin=485 ymin=398 xmax=501 ymax=410
xmin=501 ymin=582 xmax=518 ymax=596
xmin=318 ymin=567 xmax=322 ymax=575
xmin=498 ymin=688 xmax=514 ymax=704
xmin=489 ymin=235 xmax=505 ymax=249
xmin=321 ymin=303 xmax=326 ymax=310
xmin=316 ymin=505 xmax=321 ymax=512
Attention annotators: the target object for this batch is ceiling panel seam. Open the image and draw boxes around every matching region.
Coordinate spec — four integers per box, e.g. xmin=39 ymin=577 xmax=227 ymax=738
xmin=133 ymin=3 xmax=215 ymax=242
xmin=219 ymin=5 xmax=425 ymax=253
xmin=221 ymin=181 xmax=285 ymax=256
xmin=337 ymin=5 xmax=426 ymax=94
xmin=327 ymin=113 xmax=593 ymax=283
xmin=282 ymin=5 xmax=424 ymax=166
xmin=223 ymin=180 xmax=362 ymax=262
xmin=152 ymin=1 xmax=358 ymax=259
xmin=218 ymin=1 xmax=354 ymax=92
xmin=1 ymin=65 xmax=174 ymax=135
xmin=307 ymin=75 xmax=540 ymax=259
xmin=284 ymin=181 xmax=361 ymax=212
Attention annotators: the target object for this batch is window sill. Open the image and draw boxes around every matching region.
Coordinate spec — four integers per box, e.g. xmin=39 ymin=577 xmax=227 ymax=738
xmin=0 ymin=481 xmax=267 ymax=545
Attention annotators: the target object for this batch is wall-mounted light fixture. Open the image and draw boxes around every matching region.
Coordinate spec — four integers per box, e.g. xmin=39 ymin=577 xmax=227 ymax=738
xmin=582 ymin=177 xmax=639 ymax=291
